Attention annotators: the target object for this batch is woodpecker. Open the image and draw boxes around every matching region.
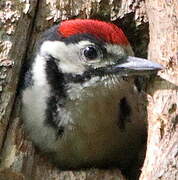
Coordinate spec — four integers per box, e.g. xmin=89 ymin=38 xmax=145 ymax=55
xmin=21 ymin=19 xmax=162 ymax=170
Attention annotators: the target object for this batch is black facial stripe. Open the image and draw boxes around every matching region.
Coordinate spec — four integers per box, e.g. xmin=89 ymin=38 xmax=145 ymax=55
xmin=64 ymin=73 xmax=92 ymax=83
xmin=64 ymin=68 xmax=105 ymax=83
xmin=45 ymin=55 xmax=67 ymax=137
xmin=62 ymin=65 xmax=125 ymax=84
xmin=45 ymin=56 xmax=67 ymax=94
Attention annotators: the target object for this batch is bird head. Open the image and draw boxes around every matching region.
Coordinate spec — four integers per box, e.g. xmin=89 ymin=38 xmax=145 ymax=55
xmin=38 ymin=19 xmax=162 ymax=84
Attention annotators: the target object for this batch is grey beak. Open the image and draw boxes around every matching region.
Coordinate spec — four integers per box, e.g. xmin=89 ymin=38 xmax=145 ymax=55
xmin=113 ymin=56 xmax=163 ymax=74
xmin=85 ymin=56 xmax=163 ymax=77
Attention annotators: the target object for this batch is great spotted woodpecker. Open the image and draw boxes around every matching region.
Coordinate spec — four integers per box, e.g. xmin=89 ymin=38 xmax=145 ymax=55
xmin=21 ymin=19 xmax=162 ymax=169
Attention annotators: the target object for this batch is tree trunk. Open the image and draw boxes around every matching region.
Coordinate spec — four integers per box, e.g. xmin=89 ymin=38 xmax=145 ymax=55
xmin=140 ymin=0 xmax=178 ymax=179
xmin=0 ymin=0 xmax=177 ymax=180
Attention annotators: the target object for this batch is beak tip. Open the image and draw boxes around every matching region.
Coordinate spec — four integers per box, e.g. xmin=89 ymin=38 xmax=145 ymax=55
xmin=113 ymin=56 xmax=164 ymax=75
xmin=153 ymin=62 xmax=164 ymax=71
xmin=152 ymin=64 xmax=164 ymax=71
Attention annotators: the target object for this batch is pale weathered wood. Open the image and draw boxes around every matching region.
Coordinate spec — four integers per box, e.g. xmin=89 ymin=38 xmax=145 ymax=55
xmin=140 ymin=0 xmax=178 ymax=179
xmin=0 ymin=0 xmax=38 ymax=150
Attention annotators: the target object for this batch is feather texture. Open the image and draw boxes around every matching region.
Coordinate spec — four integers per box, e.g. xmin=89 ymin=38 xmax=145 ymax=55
xmin=59 ymin=19 xmax=129 ymax=46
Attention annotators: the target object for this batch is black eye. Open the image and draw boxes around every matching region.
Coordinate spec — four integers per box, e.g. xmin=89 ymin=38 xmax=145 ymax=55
xmin=83 ymin=46 xmax=98 ymax=60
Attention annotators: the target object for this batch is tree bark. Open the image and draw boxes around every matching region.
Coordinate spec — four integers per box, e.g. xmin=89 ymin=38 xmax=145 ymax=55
xmin=0 ymin=0 xmax=38 ymax=150
xmin=140 ymin=1 xmax=178 ymax=179
xmin=0 ymin=0 xmax=177 ymax=180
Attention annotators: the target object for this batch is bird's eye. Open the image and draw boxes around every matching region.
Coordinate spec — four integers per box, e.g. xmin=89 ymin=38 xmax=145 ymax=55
xmin=82 ymin=46 xmax=101 ymax=61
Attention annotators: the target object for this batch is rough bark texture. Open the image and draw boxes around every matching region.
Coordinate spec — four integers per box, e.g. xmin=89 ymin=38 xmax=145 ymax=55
xmin=140 ymin=1 xmax=178 ymax=179
xmin=0 ymin=0 xmax=37 ymax=151
xmin=0 ymin=0 xmax=177 ymax=180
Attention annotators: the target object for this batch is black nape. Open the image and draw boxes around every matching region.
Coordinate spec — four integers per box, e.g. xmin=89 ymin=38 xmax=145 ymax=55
xmin=17 ymin=56 xmax=34 ymax=97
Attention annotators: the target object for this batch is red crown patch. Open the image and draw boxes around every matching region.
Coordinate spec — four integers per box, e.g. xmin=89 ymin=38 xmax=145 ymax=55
xmin=59 ymin=19 xmax=129 ymax=46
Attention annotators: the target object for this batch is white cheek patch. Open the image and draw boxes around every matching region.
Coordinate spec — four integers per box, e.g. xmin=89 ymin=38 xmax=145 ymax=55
xmin=106 ymin=44 xmax=134 ymax=56
xmin=106 ymin=44 xmax=126 ymax=57
xmin=76 ymin=40 xmax=95 ymax=47
xmin=32 ymin=55 xmax=48 ymax=86
xmin=40 ymin=40 xmax=93 ymax=74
